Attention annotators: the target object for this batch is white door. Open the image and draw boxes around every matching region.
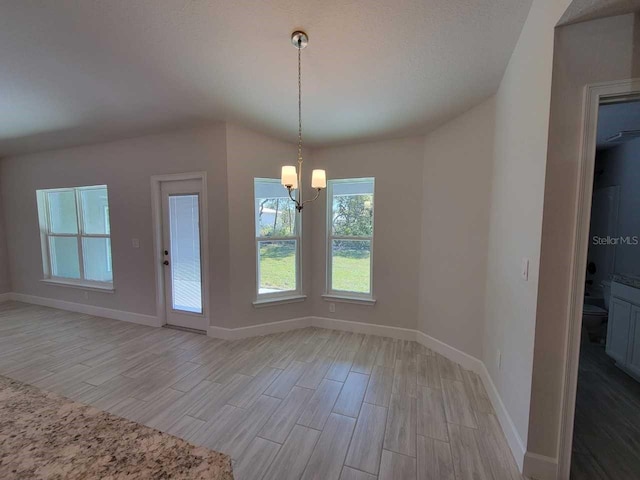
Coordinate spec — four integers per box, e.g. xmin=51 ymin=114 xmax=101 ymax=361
xmin=160 ymin=179 xmax=207 ymax=331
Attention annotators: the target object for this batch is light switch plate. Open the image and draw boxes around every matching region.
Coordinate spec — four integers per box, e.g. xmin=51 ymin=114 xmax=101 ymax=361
xmin=131 ymin=238 xmax=140 ymax=249
xmin=329 ymin=303 xmax=336 ymax=313
xmin=521 ymin=257 xmax=530 ymax=281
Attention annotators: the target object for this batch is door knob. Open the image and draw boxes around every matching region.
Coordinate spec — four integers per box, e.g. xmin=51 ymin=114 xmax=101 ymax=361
xmin=163 ymin=260 xmax=169 ymax=266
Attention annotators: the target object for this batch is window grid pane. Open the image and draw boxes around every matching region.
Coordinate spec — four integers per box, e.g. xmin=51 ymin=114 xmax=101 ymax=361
xmin=332 ymin=198 xmax=373 ymax=237
xmin=255 ymin=182 xmax=297 ymax=238
xmin=47 ymin=190 xmax=78 ymax=234
xmin=331 ymin=239 xmax=371 ymax=294
xmin=258 ymin=240 xmax=297 ymax=294
xmin=49 ymin=236 xmax=81 ymax=279
xmin=80 ymin=187 xmax=110 ymax=235
xmin=82 ymin=237 xmax=113 ymax=283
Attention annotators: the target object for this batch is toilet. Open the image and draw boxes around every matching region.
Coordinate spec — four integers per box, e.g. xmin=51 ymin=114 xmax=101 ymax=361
xmin=582 ymin=280 xmax=611 ymax=342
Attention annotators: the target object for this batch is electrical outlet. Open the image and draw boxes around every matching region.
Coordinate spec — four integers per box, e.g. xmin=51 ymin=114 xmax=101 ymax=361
xmin=329 ymin=303 xmax=336 ymax=313
xmin=84 ymin=291 xmax=89 ymax=300
xmin=132 ymin=238 xmax=140 ymax=249
xmin=496 ymin=349 xmax=502 ymax=370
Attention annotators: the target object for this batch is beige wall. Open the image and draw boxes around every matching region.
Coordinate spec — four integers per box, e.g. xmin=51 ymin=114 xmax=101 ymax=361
xmin=481 ymin=0 xmax=572 ymax=451
xmin=529 ymin=12 xmax=640 ymax=460
xmin=0 ymin=122 xmax=318 ymax=329
xmin=225 ymin=124 xmax=312 ymax=328
xmin=411 ymin=0 xmax=574 ymax=453
xmin=0 ymin=124 xmax=232 ymax=324
xmin=309 ymin=137 xmax=425 ymax=330
xmin=419 ymin=98 xmax=495 ymax=358
xmin=0 ymin=182 xmax=10 ymax=294
xmin=0 ymin=122 xmax=427 ymax=331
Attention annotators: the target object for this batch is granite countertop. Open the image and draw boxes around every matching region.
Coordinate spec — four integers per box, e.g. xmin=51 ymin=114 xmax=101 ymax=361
xmin=0 ymin=375 xmax=234 ymax=479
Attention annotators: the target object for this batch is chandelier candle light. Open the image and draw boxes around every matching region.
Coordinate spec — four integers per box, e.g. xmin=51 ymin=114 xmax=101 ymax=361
xmin=281 ymin=30 xmax=327 ymax=212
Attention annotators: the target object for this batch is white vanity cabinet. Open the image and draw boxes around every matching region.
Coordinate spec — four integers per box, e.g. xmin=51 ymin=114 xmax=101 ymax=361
xmin=606 ymin=281 xmax=640 ymax=381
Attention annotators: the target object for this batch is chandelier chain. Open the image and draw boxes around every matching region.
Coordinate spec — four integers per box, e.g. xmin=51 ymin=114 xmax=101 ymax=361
xmin=297 ymin=41 xmax=302 ymax=164
xmin=283 ymin=31 xmax=323 ymax=212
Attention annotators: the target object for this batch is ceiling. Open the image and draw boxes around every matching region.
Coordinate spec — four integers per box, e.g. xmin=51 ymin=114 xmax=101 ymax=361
xmin=0 ymin=0 xmax=534 ymax=156
xmin=558 ymin=0 xmax=640 ymax=26
xmin=597 ymin=100 xmax=640 ymax=149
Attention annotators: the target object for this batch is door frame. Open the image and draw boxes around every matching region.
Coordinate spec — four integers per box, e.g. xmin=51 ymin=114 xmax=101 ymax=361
xmin=150 ymin=172 xmax=209 ymax=330
xmin=558 ymin=78 xmax=640 ymax=479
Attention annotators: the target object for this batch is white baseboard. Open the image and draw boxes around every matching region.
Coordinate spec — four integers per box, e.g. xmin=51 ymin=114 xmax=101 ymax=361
xmin=415 ymin=330 xmax=484 ymax=372
xmin=0 ymin=292 xmax=12 ymax=303
xmin=9 ymin=293 xmax=160 ymax=328
xmin=311 ymin=316 xmax=417 ymax=341
xmin=478 ymin=363 xmax=527 ymax=472
xmin=523 ymin=452 xmax=558 ymax=480
xmin=209 ymin=316 xmax=312 ymax=340
xmin=207 ymin=316 xmax=416 ymax=341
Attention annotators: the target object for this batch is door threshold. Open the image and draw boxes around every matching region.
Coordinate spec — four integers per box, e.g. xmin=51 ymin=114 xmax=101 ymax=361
xmin=163 ymin=324 xmax=207 ymax=335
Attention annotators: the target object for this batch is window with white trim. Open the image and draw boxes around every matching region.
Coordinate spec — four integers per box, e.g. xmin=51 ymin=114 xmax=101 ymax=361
xmin=36 ymin=185 xmax=113 ymax=288
xmin=254 ymin=178 xmax=300 ymax=298
xmin=327 ymin=178 xmax=374 ymax=298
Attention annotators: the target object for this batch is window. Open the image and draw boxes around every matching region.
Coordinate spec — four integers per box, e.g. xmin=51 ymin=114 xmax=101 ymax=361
xmin=327 ymin=178 xmax=374 ymax=298
xmin=254 ymin=178 xmax=300 ymax=299
xmin=36 ymin=185 xmax=113 ymax=289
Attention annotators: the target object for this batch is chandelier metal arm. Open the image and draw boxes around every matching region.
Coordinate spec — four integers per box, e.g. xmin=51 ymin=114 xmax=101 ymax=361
xmin=285 ymin=186 xmax=321 ymax=212
xmin=301 ymin=188 xmax=321 ymax=207
xmin=286 ymin=186 xmax=300 ymax=211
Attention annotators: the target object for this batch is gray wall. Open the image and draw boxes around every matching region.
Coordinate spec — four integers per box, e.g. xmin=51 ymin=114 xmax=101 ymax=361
xmin=595 ymin=139 xmax=640 ymax=276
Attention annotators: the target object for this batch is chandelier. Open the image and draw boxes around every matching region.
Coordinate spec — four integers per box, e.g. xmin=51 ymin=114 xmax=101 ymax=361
xmin=280 ymin=30 xmax=326 ymax=212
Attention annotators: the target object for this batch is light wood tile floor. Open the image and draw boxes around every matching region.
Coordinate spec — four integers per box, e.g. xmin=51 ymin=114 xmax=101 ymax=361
xmin=0 ymin=301 xmax=523 ymax=480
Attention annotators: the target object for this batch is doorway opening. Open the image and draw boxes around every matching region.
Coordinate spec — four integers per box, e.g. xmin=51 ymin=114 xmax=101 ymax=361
xmin=151 ymin=172 xmax=209 ymax=332
xmin=561 ymin=82 xmax=640 ymax=479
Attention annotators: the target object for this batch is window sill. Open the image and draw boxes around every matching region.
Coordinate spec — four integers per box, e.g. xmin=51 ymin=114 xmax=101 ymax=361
xmin=40 ymin=279 xmax=115 ymax=293
xmin=252 ymin=294 xmax=307 ymax=308
xmin=322 ymin=294 xmax=376 ymax=306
